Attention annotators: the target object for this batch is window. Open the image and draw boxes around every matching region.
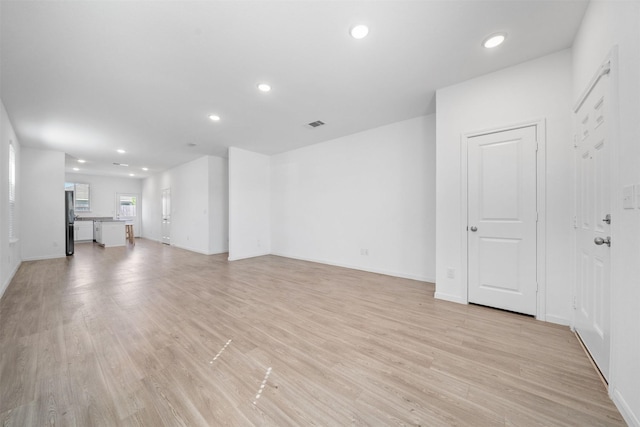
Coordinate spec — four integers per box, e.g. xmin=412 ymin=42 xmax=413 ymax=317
xmin=9 ymin=141 xmax=16 ymax=240
xmin=64 ymin=182 xmax=91 ymax=212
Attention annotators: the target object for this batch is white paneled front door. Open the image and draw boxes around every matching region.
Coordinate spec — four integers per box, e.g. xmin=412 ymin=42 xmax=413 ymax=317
xmin=467 ymin=125 xmax=538 ymax=316
xmin=161 ymin=188 xmax=171 ymax=245
xmin=574 ymin=65 xmax=612 ymax=381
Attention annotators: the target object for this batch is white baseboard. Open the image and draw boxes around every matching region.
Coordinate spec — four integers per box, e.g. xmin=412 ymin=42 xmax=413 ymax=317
xmin=434 ymin=291 xmax=467 ymax=305
xmin=0 ymin=261 xmax=22 ymax=299
xmin=270 ymin=251 xmax=434 ymax=283
xmin=170 ymin=243 xmax=226 ymax=256
xmin=544 ymin=314 xmax=571 ymax=327
xmin=611 ymin=387 xmax=640 ymax=427
xmin=21 ymin=254 xmax=66 ymax=261
xmin=228 ymin=251 xmax=271 ymax=261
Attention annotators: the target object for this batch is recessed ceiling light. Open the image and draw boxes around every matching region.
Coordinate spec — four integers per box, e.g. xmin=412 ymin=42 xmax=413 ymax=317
xmin=73 ymin=167 xmax=79 ymax=171
xmin=483 ymin=32 xmax=507 ymax=48
xmin=129 ymin=173 xmax=135 ymax=177
xmin=77 ymin=159 xmax=86 ymax=163
xmin=142 ymin=167 xmax=149 ymax=171
xmin=350 ymin=24 xmax=369 ymax=39
xmin=257 ymin=83 xmax=271 ymax=92
xmin=117 ymin=149 xmax=126 ymax=154
xmin=208 ymin=114 xmax=221 ymax=122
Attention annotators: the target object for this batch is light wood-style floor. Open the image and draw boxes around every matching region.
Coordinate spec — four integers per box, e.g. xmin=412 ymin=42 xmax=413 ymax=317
xmin=0 ymin=239 xmax=624 ymax=426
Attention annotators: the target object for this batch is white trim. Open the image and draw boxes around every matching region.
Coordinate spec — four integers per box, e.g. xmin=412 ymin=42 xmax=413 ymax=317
xmin=21 ymin=254 xmax=66 ymax=261
xmin=228 ymin=251 xmax=271 ymax=261
xmin=434 ymin=291 xmax=468 ymax=305
xmin=0 ymin=261 xmax=21 ymax=299
xmin=270 ymin=251 xmax=435 ymax=283
xmin=545 ymin=314 xmax=571 ymax=327
xmin=611 ymin=387 xmax=640 ymax=427
xmin=171 ymin=242 xmax=227 ymax=256
xmin=460 ymin=118 xmax=547 ymax=320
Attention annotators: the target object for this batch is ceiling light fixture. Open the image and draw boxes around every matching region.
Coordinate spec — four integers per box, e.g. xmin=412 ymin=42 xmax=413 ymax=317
xmin=208 ymin=114 xmax=221 ymax=121
xmin=117 ymin=149 xmax=126 ymax=154
xmin=129 ymin=173 xmax=135 ymax=177
xmin=73 ymin=167 xmax=79 ymax=171
xmin=142 ymin=167 xmax=149 ymax=171
xmin=483 ymin=32 xmax=507 ymax=48
xmin=350 ymin=24 xmax=369 ymax=39
xmin=257 ymin=83 xmax=271 ymax=92
xmin=77 ymin=159 xmax=86 ymax=163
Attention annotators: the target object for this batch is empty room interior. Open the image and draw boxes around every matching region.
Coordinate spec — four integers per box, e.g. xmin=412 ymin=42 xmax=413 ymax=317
xmin=1 ymin=0 xmax=639 ymax=425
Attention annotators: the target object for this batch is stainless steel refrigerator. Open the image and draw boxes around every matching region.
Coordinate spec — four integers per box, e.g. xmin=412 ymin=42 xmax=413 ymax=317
xmin=65 ymin=190 xmax=74 ymax=256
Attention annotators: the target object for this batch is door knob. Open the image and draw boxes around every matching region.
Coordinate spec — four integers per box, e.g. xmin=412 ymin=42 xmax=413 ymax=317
xmin=470 ymin=226 xmax=478 ymax=232
xmin=602 ymin=214 xmax=611 ymax=224
xmin=594 ymin=236 xmax=611 ymax=247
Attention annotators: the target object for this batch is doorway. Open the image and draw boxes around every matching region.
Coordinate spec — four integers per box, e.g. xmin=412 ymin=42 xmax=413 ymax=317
xmin=462 ymin=121 xmax=546 ymax=318
xmin=116 ymin=193 xmax=140 ymax=237
xmin=161 ymin=188 xmax=171 ymax=245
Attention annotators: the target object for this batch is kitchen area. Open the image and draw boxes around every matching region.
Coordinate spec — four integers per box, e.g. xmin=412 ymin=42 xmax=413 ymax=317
xmin=65 ymin=173 xmax=141 ymax=255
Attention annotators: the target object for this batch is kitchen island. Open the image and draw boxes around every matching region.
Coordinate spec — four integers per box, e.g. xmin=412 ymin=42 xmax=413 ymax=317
xmin=94 ymin=220 xmax=126 ymax=247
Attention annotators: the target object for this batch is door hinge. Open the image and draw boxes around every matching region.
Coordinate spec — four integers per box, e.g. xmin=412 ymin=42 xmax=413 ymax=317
xmin=572 ymin=296 xmax=577 ymax=309
xmin=572 ymin=215 xmax=578 ymax=228
xmin=536 ymin=212 xmax=539 ymax=222
xmin=573 ymin=134 xmax=578 ymax=148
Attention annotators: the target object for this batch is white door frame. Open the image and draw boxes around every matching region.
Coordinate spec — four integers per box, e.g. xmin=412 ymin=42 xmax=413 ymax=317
xmin=460 ymin=119 xmax=547 ymax=320
xmin=115 ymin=192 xmax=141 ymax=237
xmin=572 ymin=48 xmax=619 ymax=386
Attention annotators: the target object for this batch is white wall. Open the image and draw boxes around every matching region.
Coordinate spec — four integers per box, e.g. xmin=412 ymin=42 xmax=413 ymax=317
xmin=572 ymin=1 xmax=640 ymax=424
xmin=0 ymin=100 xmax=22 ymax=297
xmin=171 ymin=157 xmax=211 ymax=253
xmin=435 ymin=50 xmax=573 ymax=323
xmin=21 ymin=147 xmax=66 ymax=261
xmin=208 ymin=156 xmax=229 ymax=254
xmin=65 ymin=172 xmax=143 ymax=236
xmin=141 ymin=155 xmax=228 ymax=255
xmin=228 ymin=147 xmax=270 ymax=260
xmin=271 ymin=115 xmax=436 ymax=281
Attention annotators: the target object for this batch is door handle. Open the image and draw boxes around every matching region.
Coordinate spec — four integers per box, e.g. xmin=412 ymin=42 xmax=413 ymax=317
xmin=470 ymin=226 xmax=478 ymax=232
xmin=594 ymin=236 xmax=611 ymax=247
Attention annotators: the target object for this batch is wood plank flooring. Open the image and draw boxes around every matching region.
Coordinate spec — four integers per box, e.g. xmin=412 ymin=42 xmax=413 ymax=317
xmin=0 ymin=239 xmax=624 ymax=426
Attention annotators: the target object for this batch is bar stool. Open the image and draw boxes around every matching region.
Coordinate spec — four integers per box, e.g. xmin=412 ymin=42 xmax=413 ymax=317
xmin=125 ymin=224 xmax=135 ymax=245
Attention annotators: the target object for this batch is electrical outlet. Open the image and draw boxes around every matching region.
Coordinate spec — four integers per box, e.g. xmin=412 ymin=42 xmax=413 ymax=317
xmin=447 ymin=268 xmax=455 ymax=279
xmin=623 ymin=185 xmax=635 ymax=209
xmin=360 ymin=248 xmax=369 ymax=256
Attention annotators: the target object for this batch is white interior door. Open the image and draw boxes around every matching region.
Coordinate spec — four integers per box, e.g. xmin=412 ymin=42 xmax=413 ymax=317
xmin=116 ymin=193 xmax=140 ymax=237
xmin=468 ymin=125 xmax=538 ymax=316
xmin=161 ymin=188 xmax=171 ymax=245
xmin=574 ymin=69 xmax=611 ymax=381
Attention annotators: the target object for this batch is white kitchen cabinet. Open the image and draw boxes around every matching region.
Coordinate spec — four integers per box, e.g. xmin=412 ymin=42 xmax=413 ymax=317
xmin=74 ymin=220 xmax=94 ymax=242
xmin=94 ymin=220 xmax=126 ymax=247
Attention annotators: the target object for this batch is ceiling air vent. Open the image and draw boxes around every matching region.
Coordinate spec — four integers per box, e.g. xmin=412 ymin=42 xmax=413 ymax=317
xmin=113 ymin=162 xmax=129 ymax=167
xmin=307 ymin=120 xmax=325 ymax=128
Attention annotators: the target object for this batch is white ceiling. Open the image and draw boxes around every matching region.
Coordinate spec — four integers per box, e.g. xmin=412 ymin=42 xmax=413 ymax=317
xmin=0 ymin=0 xmax=588 ymax=179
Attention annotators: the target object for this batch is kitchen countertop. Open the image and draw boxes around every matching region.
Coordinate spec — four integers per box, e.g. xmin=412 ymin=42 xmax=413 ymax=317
xmin=76 ymin=217 xmax=125 ymax=222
